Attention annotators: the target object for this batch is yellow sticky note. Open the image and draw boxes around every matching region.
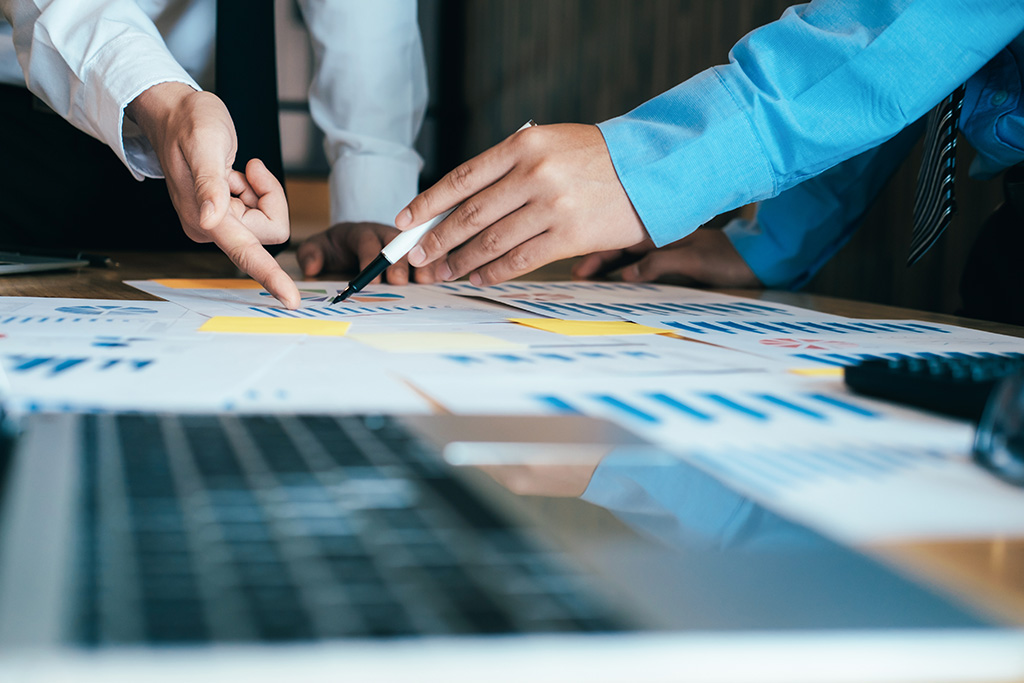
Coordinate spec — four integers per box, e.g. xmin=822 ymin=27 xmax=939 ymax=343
xmin=349 ymin=332 xmax=523 ymax=353
xmin=508 ymin=318 xmax=664 ymax=336
xmin=789 ymin=367 xmax=845 ymax=377
xmin=153 ymin=279 xmax=265 ymax=290
xmin=199 ymin=316 xmax=351 ymax=336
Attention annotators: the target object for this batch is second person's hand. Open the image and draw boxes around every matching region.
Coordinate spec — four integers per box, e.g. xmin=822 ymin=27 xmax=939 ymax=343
xmin=572 ymin=228 xmax=762 ymax=287
xmin=297 ymin=222 xmax=447 ymax=285
xmin=399 ymin=123 xmax=649 ymax=285
xmin=126 ymin=82 xmax=300 ymax=309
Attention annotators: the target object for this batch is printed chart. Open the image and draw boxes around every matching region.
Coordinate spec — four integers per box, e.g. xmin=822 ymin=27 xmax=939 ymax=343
xmin=682 ymin=441 xmax=1024 ymax=544
xmin=631 ymin=316 xmax=1024 ymax=366
xmin=438 ymin=281 xmax=842 ymax=321
xmin=127 ymin=280 xmax=520 ymax=325
xmin=0 ymin=297 xmax=203 ymax=337
xmin=406 ymin=372 xmax=973 ymax=453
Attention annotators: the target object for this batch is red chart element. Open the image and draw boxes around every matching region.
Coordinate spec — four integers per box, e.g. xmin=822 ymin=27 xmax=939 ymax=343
xmin=759 ymin=337 xmax=859 ymax=351
xmin=347 ymin=292 xmax=405 ymax=304
xmin=498 ymin=292 xmax=575 ymax=302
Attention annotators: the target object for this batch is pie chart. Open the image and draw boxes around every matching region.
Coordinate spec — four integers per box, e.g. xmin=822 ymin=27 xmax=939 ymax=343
xmin=54 ymin=305 xmax=159 ymax=316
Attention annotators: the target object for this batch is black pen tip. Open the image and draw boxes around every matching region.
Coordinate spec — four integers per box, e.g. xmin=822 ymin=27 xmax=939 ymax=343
xmin=330 ymin=288 xmax=353 ymax=305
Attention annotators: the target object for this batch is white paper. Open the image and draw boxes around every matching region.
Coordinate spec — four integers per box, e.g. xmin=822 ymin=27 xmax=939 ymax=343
xmin=629 ymin=317 xmax=1024 ymax=366
xmin=437 ymin=281 xmax=847 ymax=321
xmin=0 ymin=297 xmax=206 ymax=337
xmin=406 ymin=372 xmax=974 ymax=452
xmin=399 ymin=370 xmax=1024 ymax=542
xmin=126 ymin=280 xmax=525 ymax=326
xmin=679 ymin=441 xmax=1024 ymax=544
xmin=0 ymin=332 xmax=295 ymax=414
xmin=222 ymin=336 xmax=431 ymax=414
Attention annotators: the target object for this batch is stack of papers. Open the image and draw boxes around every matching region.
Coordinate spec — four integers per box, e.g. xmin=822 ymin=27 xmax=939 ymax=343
xmin=2 ymin=278 xmax=1023 ymax=545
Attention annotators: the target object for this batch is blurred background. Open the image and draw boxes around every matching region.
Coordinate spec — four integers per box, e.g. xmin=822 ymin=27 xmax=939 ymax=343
xmin=276 ymin=0 xmax=1004 ymax=317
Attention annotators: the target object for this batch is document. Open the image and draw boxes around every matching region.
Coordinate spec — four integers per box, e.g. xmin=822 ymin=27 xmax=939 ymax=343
xmin=0 ymin=332 xmax=295 ymax=413
xmin=5 ymin=282 xmax=1021 ymax=545
xmin=404 ymin=370 xmax=1024 ymax=542
xmin=627 ymin=317 xmax=1024 ymax=366
xmin=0 ymin=296 xmax=205 ymax=337
xmin=127 ymin=279 xmax=527 ymax=326
xmin=437 ymin=281 xmax=848 ymax=321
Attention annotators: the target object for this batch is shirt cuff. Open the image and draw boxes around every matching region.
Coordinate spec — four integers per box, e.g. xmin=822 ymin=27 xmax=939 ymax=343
xmin=83 ymin=32 xmax=200 ymax=180
xmin=723 ymin=216 xmax=799 ymax=289
xmin=328 ymin=154 xmax=422 ymax=226
xmin=597 ymin=68 xmax=776 ymax=248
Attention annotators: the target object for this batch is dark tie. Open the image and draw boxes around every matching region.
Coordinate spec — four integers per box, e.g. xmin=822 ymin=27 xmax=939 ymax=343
xmin=215 ymin=0 xmax=284 ymax=183
xmin=908 ymin=84 xmax=967 ymax=266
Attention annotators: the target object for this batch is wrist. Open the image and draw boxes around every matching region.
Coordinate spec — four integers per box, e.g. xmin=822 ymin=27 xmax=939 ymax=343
xmin=125 ymin=81 xmax=198 ymax=146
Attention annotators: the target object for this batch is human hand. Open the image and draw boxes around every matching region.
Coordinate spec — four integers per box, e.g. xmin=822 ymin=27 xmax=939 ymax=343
xmin=399 ymin=123 xmax=648 ymax=285
xmin=126 ymin=82 xmax=299 ymax=308
xmin=297 ymin=222 xmax=446 ymax=284
xmin=572 ymin=228 xmax=762 ymax=288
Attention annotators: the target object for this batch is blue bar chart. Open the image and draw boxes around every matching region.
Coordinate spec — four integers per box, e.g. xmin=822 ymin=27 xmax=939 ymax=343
xmin=657 ymin=319 xmax=948 ymax=336
xmin=684 ymin=444 xmax=949 ymax=499
xmin=247 ymin=304 xmax=438 ymax=318
xmin=6 ymin=354 xmax=157 ymax=377
xmin=532 ymin=389 xmax=882 ymax=426
xmin=436 ymin=281 xmax=808 ymax=320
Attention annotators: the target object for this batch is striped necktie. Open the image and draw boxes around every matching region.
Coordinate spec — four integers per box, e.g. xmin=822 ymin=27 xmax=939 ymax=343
xmin=908 ymin=84 xmax=967 ymax=266
xmin=215 ymin=0 xmax=284 ymax=183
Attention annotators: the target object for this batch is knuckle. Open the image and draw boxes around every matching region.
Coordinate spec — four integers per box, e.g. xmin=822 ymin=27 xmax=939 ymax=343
xmin=421 ymin=229 xmax=448 ymax=256
xmin=458 ymin=200 xmax=484 ymax=229
xmin=551 ymin=192 xmax=576 ymax=215
xmin=446 ymin=164 xmax=474 ymax=194
xmin=507 ymin=249 xmax=533 ymax=274
xmin=514 ymin=124 xmax=543 ymax=153
xmin=526 ymin=157 xmax=557 ymax=184
xmin=478 ymin=229 xmax=504 ymax=256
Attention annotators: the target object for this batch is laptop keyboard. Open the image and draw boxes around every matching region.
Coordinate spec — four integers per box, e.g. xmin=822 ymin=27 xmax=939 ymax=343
xmin=74 ymin=414 xmax=618 ymax=644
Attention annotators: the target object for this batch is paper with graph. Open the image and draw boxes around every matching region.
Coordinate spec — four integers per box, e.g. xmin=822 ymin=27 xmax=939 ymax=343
xmin=3 ymin=277 xmax=1023 ymax=544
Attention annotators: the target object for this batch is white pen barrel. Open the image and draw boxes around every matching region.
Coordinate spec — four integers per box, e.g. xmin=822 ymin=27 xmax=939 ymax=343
xmin=382 ymin=207 xmax=459 ymax=263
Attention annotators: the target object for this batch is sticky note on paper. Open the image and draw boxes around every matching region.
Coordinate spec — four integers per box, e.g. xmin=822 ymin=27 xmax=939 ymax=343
xmin=789 ymin=367 xmax=845 ymax=378
xmin=153 ymin=279 xmax=265 ymax=290
xmin=199 ymin=316 xmax=351 ymax=336
xmin=508 ymin=318 xmax=664 ymax=336
xmin=349 ymin=332 xmax=522 ymax=353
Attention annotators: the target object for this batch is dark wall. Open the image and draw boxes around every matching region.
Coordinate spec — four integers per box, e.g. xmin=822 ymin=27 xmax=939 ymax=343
xmin=445 ymin=0 xmax=1004 ymax=315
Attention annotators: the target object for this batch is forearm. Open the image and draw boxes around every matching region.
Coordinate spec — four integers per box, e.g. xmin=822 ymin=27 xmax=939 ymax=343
xmin=298 ymin=0 xmax=427 ymax=225
xmin=1 ymin=0 xmax=199 ymax=178
xmin=726 ymin=122 xmax=923 ymax=289
xmin=600 ymin=0 xmax=1024 ymax=247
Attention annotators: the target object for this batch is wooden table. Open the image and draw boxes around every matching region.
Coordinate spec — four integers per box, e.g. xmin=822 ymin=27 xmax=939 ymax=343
xmin=2 ymin=249 xmax=1023 ymax=635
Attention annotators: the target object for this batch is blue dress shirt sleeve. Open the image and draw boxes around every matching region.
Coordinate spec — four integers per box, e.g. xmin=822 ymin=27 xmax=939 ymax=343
xmin=598 ymin=0 xmax=1024 ymax=248
xmin=725 ymin=122 xmax=921 ymax=289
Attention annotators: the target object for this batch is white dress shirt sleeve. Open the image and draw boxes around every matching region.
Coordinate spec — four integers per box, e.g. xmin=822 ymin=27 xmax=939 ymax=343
xmin=0 ymin=0 xmax=201 ymax=179
xmin=297 ymin=0 xmax=427 ymax=226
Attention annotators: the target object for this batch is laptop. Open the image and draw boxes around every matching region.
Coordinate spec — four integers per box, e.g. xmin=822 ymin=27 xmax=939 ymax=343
xmin=0 ymin=408 xmax=1022 ymax=682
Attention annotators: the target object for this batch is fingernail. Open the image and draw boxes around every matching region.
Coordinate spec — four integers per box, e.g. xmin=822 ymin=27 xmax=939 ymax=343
xmin=408 ymin=246 xmax=426 ymax=266
xmin=200 ymin=200 xmax=214 ymax=223
xmin=623 ymin=265 xmax=640 ymax=281
xmin=396 ymin=208 xmax=412 ymax=228
xmin=438 ymin=262 xmax=453 ymax=282
xmin=469 ymin=272 xmax=482 ymax=286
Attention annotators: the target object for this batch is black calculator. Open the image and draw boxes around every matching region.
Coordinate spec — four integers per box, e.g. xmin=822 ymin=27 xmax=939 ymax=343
xmin=844 ymin=353 xmax=1024 ymax=420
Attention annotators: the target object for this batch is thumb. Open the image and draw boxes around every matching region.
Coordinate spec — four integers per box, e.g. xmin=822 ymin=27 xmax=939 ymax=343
xmin=297 ymin=240 xmax=325 ymax=277
xmin=572 ymin=250 xmax=628 ymax=280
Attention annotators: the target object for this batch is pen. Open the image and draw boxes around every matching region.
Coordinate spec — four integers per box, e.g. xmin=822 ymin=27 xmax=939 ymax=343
xmin=3 ymin=248 xmax=118 ymax=268
xmin=70 ymin=251 xmax=119 ymax=268
xmin=331 ymin=120 xmax=538 ymax=304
